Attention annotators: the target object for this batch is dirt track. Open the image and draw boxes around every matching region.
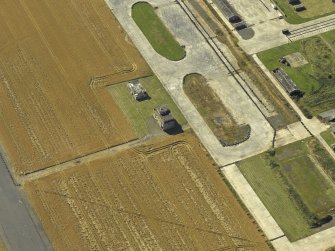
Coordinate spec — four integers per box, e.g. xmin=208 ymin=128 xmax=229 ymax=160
xmin=25 ymin=133 xmax=270 ymax=251
xmin=0 ymin=0 xmax=151 ymax=175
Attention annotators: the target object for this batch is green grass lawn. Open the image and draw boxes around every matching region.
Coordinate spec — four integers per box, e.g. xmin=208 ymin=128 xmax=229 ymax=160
xmin=258 ymin=31 xmax=335 ymax=117
xmin=108 ymin=76 xmax=187 ymax=138
xmin=132 ymin=2 xmax=186 ymax=61
xmin=280 ymin=155 xmax=335 ymax=215
xmin=239 ymin=138 xmax=335 ymax=240
xmin=321 ymin=130 xmax=335 ymax=147
xmin=274 ymin=0 xmax=335 ymax=24
xmin=239 ymin=155 xmax=313 ymax=241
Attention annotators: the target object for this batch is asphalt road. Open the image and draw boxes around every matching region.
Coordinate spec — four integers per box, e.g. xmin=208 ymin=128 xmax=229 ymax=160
xmin=0 ymin=153 xmax=52 ymax=251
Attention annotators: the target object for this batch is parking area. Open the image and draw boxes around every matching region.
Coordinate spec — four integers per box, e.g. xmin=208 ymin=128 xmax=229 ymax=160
xmin=227 ymin=0 xmax=278 ymax=25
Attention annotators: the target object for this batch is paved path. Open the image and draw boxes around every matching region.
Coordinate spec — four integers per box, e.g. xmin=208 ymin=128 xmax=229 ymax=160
xmin=21 ymin=137 xmax=150 ymax=183
xmin=274 ymin=122 xmax=311 ymax=148
xmin=222 ymin=164 xmax=285 ymax=241
xmin=0 ymin=153 xmax=52 ymax=251
xmin=106 ymin=0 xmax=274 ymax=166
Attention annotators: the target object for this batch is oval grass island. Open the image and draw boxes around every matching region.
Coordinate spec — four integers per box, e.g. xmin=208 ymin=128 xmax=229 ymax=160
xmin=183 ymin=73 xmax=251 ymax=146
xmin=132 ymin=2 xmax=186 ymax=61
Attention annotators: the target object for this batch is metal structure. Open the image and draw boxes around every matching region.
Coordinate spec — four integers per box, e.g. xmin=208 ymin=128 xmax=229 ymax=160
xmin=288 ymin=0 xmax=300 ymax=4
xmin=319 ymin=109 xmax=335 ymax=123
xmin=212 ymin=0 xmax=241 ymax=23
xmin=273 ymin=68 xmax=301 ymax=96
xmin=127 ymin=79 xmax=148 ymax=101
xmin=294 ymin=4 xmax=305 ymax=12
xmin=153 ymin=105 xmax=176 ymax=131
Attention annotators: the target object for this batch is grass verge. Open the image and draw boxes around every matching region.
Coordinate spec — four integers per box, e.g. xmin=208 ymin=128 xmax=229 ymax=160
xmin=132 ymin=2 xmax=186 ymax=61
xmin=239 ymin=154 xmax=313 ymax=241
xmin=258 ymin=31 xmax=335 ymax=117
xmin=274 ymin=0 xmax=335 ymax=24
xmin=309 ymin=137 xmax=335 ymax=182
xmin=109 ymin=76 xmax=187 ymax=138
xmin=239 ymin=138 xmax=335 ymax=240
xmin=321 ymin=130 xmax=335 ymax=147
xmin=183 ymin=73 xmax=250 ymax=146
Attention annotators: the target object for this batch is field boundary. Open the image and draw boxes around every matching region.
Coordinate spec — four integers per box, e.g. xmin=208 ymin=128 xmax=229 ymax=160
xmin=20 ymin=138 xmax=145 ymax=184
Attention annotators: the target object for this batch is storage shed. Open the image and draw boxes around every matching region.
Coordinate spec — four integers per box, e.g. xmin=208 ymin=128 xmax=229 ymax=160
xmin=153 ymin=105 xmax=176 ymax=131
xmin=319 ymin=109 xmax=335 ymax=123
xmin=127 ymin=79 xmax=148 ymax=101
xmin=273 ymin=68 xmax=302 ymax=96
xmin=212 ymin=0 xmax=241 ymax=23
xmin=294 ymin=4 xmax=305 ymax=11
xmin=288 ymin=0 xmax=300 ymax=4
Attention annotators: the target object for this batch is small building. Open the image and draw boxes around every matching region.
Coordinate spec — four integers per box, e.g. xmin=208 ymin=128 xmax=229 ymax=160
xmin=273 ymin=68 xmax=302 ymax=96
xmin=282 ymin=28 xmax=290 ymax=35
xmin=288 ymin=0 xmax=300 ymax=4
xmin=294 ymin=4 xmax=305 ymax=11
xmin=213 ymin=0 xmax=241 ymax=23
xmin=127 ymin=80 xmax=148 ymax=101
xmin=233 ymin=21 xmax=247 ymax=30
xmin=319 ymin=109 xmax=335 ymax=123
xmin=153 ymin=105 xmax=176 ymax=131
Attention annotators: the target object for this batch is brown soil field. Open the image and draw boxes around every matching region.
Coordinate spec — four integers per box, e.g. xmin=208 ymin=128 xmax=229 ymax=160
xmin=0 ymin=0 xmax=151 ymax=174
xmin=25 ymin=133 xmax=270 ymax=251
xmin=0 ymin=242 xmax=5 ymax=251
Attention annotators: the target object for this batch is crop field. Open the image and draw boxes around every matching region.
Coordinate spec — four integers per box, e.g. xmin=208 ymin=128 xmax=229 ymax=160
xmin=25 ymin=133 xmax=270 ymax=251
xmin=240 ymin=138 xmax=335 ymax=240
xmin=109 ymin=76 xmax=187 ymax=138
xmin=258 ymin=31 xmax=335 ymax=117
xmin=274 ymin=0 xmax=335 ymax=24
xmin=0 ymin=0 xmax=151 ymax=175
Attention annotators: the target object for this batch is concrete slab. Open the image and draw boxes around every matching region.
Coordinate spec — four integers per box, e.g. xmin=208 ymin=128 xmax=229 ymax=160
xmin=238 ymin=19 xmax=289 ymax=54
xmin=275 ymin=122 xmax=310 ymax=148
xmin=227 ymin=0 xmax=278 ymax=25
xmin=292 ymin=225 xmax=335 ymax=251
xmin=209 ymin=0 xmax=335 ymax=54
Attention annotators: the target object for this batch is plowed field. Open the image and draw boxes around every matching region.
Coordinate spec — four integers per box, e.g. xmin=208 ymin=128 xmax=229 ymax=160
xmin=25 ymin=133 xmax=269 ymax=251
xmin=0 ymin=0 xmax=151 ymax=174
xmin=0 ymin=242 xmax=5 ymax=251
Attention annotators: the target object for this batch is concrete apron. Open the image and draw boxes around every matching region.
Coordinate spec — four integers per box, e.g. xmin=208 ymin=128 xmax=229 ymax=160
xmin=106 ymin=0 xmax=274 ymax=166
